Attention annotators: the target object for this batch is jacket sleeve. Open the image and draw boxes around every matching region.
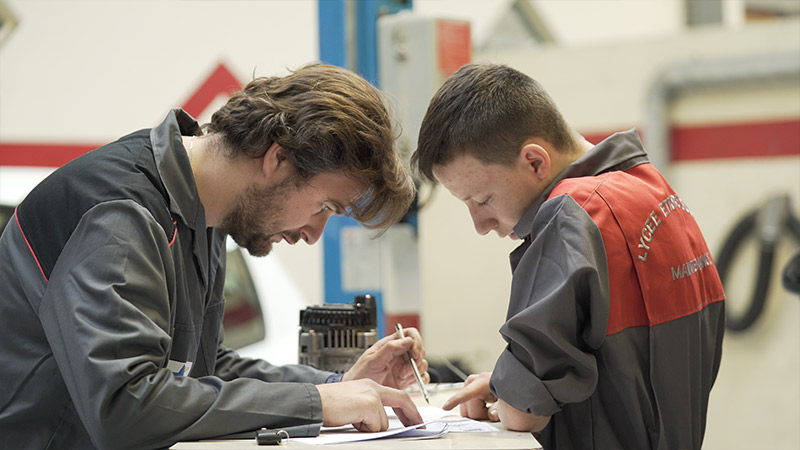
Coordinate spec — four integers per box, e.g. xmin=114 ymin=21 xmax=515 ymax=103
xmin=214 ymin=344 xmax=334 ymax=384
xmin=490 ymin=195 xmax=610 ymax=417
xmin=37 ymin=200 xmax=322 ymax=449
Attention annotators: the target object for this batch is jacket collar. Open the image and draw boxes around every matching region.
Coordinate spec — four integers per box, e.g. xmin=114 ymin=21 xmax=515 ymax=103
xmin=150 ymin=109 xmax=212 ymax=287
xmin=513 ymin=129 xmax=650 ymax=240
xmin=150 ymin=108 xmax=204 ymax=230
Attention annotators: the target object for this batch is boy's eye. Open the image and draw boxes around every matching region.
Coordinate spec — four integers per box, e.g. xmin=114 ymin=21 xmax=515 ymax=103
xmin=476 ymin=197 xmax=490 ymax=207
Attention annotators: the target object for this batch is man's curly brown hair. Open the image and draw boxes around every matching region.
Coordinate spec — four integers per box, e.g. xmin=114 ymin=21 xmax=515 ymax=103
xmin=204 ymin=63 xmax=414 ymax=233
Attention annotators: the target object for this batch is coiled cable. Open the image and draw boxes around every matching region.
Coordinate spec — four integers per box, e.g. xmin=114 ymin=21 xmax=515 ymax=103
xmin=716 ymin=195 xmax=800 ymax=332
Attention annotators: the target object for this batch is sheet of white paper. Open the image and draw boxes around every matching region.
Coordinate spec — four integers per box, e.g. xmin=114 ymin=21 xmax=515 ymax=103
xmin=388 ymin=405 xmax=500 ymax=432
xmin=290 ymin=405 xmax=499 ymax=445
xmin=432 ymin=416 xmax=499 ymax=432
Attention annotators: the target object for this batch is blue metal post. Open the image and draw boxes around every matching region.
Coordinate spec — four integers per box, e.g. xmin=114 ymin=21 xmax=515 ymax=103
xmin=318 ymin=0 xmax=413 ymax=337
xmin=318 ymin=0 xmax=348 ymax=68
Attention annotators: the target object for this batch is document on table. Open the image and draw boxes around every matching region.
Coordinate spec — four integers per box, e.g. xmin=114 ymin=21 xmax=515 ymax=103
xmin=397 ymin=406 xmax=499 ymax=433
xmin=289 ymin=406 xmax=498 ymax=445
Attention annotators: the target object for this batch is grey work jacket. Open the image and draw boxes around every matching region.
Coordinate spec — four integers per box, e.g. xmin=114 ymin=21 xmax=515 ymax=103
xmin=0 ymin=109 xmax=333 ymax=449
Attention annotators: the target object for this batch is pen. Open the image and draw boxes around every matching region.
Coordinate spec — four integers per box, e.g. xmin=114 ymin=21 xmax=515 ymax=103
xmin=395 ymin=323 xmax=429 ymax=404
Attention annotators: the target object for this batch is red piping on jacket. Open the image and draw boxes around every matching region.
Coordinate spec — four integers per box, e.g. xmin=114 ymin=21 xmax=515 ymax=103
xmin=14 ymin=207 xmax=48 ymax=283
xmin=169 ymin=220 xmax=177 ymax=247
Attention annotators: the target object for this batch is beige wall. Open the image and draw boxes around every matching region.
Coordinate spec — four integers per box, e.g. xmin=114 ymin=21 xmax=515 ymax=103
xmin=1 ymin=2 xmax=798 ymax=448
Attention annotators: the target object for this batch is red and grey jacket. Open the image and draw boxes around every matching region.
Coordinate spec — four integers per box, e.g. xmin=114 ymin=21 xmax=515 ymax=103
xmin=491 ymin=129 xmax=725 ymax=450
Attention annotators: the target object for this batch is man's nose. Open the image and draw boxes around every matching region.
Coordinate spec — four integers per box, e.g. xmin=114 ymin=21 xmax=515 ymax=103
xmin=300 ymin=210 xmax=334 ymax=245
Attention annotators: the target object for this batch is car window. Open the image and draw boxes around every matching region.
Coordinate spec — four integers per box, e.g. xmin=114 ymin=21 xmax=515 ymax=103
xmin=222 ymin=241 xmax=266 ymax=349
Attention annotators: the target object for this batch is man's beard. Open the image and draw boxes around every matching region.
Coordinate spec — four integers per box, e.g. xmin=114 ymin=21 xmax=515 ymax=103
xmin=220 ymin=179 xmax=300 ymax=257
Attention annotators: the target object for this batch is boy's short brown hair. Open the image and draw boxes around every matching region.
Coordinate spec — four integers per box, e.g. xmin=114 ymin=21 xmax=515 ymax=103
xmin=412 ymin=63 xmax=580 ymax=182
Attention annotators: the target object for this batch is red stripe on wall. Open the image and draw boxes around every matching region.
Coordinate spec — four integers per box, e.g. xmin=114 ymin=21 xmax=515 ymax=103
xmin=0 ymin=63 xmax=245 ymax=169
xmin=671 ymin=118 xmax=800 ymax=161
xmin=0 ymin=142 xmax=99 ymax=167
xmin=1 ymin=119 xmax=797 ymax=168
xmin=583 ymin=118 xmax=800 ymax=162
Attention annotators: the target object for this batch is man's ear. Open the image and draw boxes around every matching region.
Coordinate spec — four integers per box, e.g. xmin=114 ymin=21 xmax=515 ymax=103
xmin=261 ymin=142 xmax=287 ymax=179
xmin=519 ymin=142 xmax=551 ymax=181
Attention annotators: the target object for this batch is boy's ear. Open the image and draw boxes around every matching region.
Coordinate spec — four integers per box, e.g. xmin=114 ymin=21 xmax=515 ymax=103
xmin=519 ymin=142 xmax=551 ymax=181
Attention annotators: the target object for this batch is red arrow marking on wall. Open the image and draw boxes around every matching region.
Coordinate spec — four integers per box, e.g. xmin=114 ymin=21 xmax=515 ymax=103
xmin=181 ymin=63 xmax=242 ymax=119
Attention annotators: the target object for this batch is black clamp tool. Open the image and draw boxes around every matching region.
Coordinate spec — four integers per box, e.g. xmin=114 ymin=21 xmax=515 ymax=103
xmin=255 ymin=428 xmax=290 ymax=445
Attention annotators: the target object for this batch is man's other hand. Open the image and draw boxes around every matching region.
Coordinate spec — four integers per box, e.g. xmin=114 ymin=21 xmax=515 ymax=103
xmin=316 ymin=379 xmax=423 ymax=432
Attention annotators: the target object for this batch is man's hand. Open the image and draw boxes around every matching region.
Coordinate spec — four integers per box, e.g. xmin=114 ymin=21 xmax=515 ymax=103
xmin=442 ymin=371 xmax=551 ymax=432
xmin=316 ymin=379 xmax=423 ymax=432
xmin=342 ymin=326 xmax=429 ymax=390
xmin=441 ymin=372 xmax=499 ymax=421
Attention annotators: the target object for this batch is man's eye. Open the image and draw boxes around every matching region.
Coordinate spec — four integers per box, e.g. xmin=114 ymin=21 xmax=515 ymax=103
xmin=476 ymin=198 xmax=490 ymax=207
xmin=322 ymin=204 xmax=342 ymax=215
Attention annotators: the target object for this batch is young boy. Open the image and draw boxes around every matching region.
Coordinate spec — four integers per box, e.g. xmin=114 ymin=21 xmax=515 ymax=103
xmin=413 ymin=63 xmax=725 ymax=449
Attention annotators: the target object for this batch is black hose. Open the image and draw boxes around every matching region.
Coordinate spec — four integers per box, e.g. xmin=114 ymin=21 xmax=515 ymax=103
xmin=783 ymin=251 xmax=800 ymax=294
xmin=716 ymin=199 xmax=800 ymax=332
xmin=716 ymin=210 xmax=763 ymax=331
